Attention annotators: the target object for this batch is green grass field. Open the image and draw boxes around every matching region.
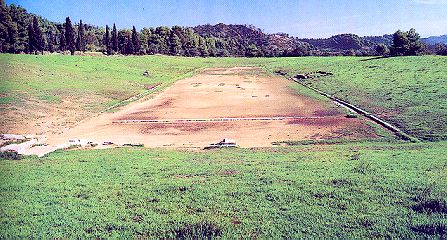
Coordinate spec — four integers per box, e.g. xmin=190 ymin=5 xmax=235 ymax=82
xmin=1 ymin=54 xmax=446 ymax=238
xmin=1 ymin=143 xmax=446 ymax=238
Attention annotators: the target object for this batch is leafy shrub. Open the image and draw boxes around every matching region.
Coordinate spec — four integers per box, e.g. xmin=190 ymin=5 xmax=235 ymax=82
xmin=0 ymin=151 xmax=21 ymax=160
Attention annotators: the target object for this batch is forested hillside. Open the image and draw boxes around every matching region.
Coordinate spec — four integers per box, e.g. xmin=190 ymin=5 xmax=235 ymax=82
xmin=423 ymin=35 xmax=447 ymax=45
xmin=0 ymin=1 xmax=445 ymax=57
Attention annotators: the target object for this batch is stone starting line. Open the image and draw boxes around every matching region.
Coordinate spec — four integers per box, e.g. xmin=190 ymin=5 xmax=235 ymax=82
xmin=112 ymin=116 xmax=336 ymax=124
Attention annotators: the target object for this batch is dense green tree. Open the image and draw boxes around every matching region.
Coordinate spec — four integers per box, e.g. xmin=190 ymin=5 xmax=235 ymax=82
xmin=32 ymin=16 xmax=44 ymax=53
xmin=390 ymin=30 xmax=409 ymax=56
xmin=111 ymin=23 xmax=118 ymax=53
xmin=58 ymin=27 xmax=65 ymax=51
xmin=84 ymin=27 xmax=100 ymax=51
xmin=8 ymin=4 xmax=28 ymax=53
xmin=246 ymin=44 xmax=261 ymax=57
xmin=131 ymin=26 xmax=140 ymax=54
xmin=171 ymin=26 xmax=186 ymax=46
xmin=435 ymin=43 xmax=447 ymax=56
xmin=198 ymin=37 xmax=208 ymax=57
xmin=87 ymin=25 xmax=103 ymax=51
xmin=147 ymin=33 xmax=159 ymax=54
xmin=390 ymin=29 xmax=424 ymax=56
xmin=44 ymin=25 xmax=58 ymax=52
xmin=214 ymin=38 xmax=230 ymax=57
xmin=104 ymin=25 xmax=111 ymax=55
xmin=154 ymin=26 xmax=170 ymax=54
xmin=9 ymin=22 xmax=19 ymax=49
xmin=206 ymin=38 xmax=217 ymax=56
xmin=183 ymin=28 xmax=199 ymax=56
xmin=407 ymin=28 xmax=424 ymax=55
xmin=76 ymin=20 xmax=85 ymax=52
xmin=170 ymin=26 xmax=186 ymax=55
xmin=0 ymin=0 xmax=18 ymax=53
xmin=64 ymin=17 xmax=75 ymax=55
xmin=0 ymin=0 xmax=10 ymax=52
xmin=117 ymin=29 xmax=126 ymax=54
xmin=26 ymin=23 xmax=34 ymax=53
xmin=27 ymin=16 xmax=44 ymax=54
xmin=288 ymin=45 xmax=311 ymax=57
xmin=169 ymin=31 xmax=181 ymax=55
xmin=139 ymin=27 xmax=151 ymax=54
xmin=117 ymin=29 xmax=131 ymax=54
xmin=126 ymin=35 xmax=134 ymax=55
xmin=47 ymin=30 xmax=55 ymax=52
xmin=376 ymin=43 xmax=389 ymax=56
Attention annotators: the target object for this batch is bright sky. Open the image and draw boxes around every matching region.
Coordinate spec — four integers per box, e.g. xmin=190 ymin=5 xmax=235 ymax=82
xmin=5 ymin=0 xmax=447 ymax=38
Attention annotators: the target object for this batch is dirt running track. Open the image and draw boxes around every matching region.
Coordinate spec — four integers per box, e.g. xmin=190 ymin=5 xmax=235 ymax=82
xmin=35 ymin=67 xmax=377 ymax=151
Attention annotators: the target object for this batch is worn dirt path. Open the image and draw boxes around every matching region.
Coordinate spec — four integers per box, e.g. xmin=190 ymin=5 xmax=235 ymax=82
xmin=24 ymin=67 xmax=377 ymax=155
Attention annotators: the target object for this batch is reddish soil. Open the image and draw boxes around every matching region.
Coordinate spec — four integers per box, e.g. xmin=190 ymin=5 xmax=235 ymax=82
xmin=26 ymin=67 xmax=378 ymax=152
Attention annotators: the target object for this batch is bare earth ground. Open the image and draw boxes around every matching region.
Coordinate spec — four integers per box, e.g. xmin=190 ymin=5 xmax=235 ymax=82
xmin=6 ymin=67 xmax=378 ymax=154
xmin=0 ymin=92 xmax=109 ymax=135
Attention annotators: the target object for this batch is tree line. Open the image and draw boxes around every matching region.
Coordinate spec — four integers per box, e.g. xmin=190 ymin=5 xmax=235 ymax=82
xmin=1 ymin=1 xmax=446 ymax=57
xmin=1 ymin=1 xmax=271 ymax=57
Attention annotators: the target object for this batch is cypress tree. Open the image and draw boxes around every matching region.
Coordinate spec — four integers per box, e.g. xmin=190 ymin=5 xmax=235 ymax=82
xmin=76 ymin=19 xmax=85 ymax=52
xmin=126 ymin=35 xmax=134 ymax=55
xmin=64 ymin=17 xmax=75 ymax=55
xmin=59 ymin=28 xmax=65 ymax=51
xmin=111 ymin=23 xmax=118 ymax=52
xmin=32 ymin=16 xmax=44 ymax=54
xmin=47 ymin=30 xmax=55 ymax=52
xmin=27 ymin=22 xmax=34 ymax=53
xmin=104 ymin=25 xmax=111 ymax=55
xmin=131 ymin=26 xmax=140 ymax=55
xmin=27 ymin=16 xmax=44 ymax=54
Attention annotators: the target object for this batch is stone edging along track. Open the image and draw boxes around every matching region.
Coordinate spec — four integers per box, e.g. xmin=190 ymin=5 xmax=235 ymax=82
xmin=290 ymin=77 xmax=417 ymax=142
xmin=112 ymin=116 xmax=332 ymax=124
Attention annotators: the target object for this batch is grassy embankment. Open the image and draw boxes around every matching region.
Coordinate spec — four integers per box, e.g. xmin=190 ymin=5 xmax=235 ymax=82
xmin=257 ymin=56 xmax=447 ymax=141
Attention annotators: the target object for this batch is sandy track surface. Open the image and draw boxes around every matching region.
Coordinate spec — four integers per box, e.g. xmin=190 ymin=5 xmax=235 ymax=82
xmin=23 ymin=67 xmax=377 ymax=154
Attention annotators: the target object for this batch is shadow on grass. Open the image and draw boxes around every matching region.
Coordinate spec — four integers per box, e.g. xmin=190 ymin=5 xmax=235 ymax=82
xmin=359 ymin=56 xmax=390 ymax=61
xmin=172 ymin=222 xmax=222 ymax=239
xmin=411 ymin=224 xmax=446 ymax=236
xmin=412 ymin=199 xmax=447 ymax=214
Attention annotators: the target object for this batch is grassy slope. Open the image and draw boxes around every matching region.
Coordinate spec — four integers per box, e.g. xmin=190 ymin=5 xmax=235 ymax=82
xmin=0 ymin=54 xmax=262 ymax=107
xmin=257 ymin=56 xmax=447 ymax=141
xmin=0 ymin=54 xmax=209 ymax=111
xmin=1 ymin=143 xmax=446 ymax=238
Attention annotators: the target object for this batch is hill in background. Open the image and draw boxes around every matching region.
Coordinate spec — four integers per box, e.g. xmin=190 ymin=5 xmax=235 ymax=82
xmin=422 ymin=35 xmax=447 ymax=45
